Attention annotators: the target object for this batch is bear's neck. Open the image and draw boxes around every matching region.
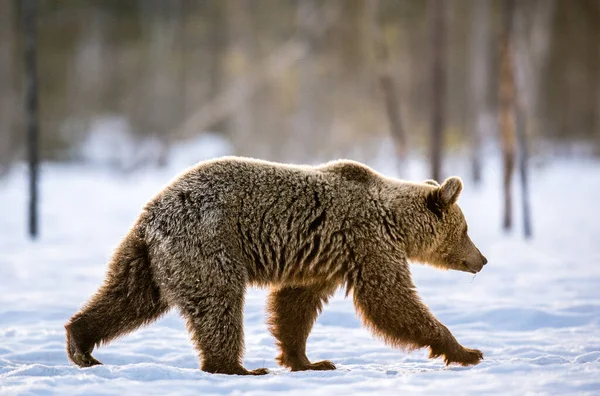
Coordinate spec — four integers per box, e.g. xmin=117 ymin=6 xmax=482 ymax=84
xmin=381 ymin=184 xmax=435 ymax=262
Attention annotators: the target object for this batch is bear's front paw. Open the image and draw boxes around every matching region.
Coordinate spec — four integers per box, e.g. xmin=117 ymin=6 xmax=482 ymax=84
xmin=443 ymin=346 xmax=483 ymax=367
xmin=70 ymin=351 xmax=103 ymax=368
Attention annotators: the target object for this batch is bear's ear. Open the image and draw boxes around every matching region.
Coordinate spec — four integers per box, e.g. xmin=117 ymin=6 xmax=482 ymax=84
xmin=426 ymin=176 xmax=463 ymax=217
xmin=423 ymin=179 xmax=440 ymax=187
xmin=438 ymin=176 xmax=463 ymax=206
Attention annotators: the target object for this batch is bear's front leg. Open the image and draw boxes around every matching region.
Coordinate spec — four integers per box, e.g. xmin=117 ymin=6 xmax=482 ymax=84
xmin=428 ymin=331 xmax=484 ymax=366
xmin=351 ymin=253 xmax=483 ymax=367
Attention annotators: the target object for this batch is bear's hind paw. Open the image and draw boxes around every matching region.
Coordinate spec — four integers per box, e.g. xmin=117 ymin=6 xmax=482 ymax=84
xmin=248 ymin=367 xmax=270 ymax=375
xmin=290 ymin=360 xmax=336 ymax=372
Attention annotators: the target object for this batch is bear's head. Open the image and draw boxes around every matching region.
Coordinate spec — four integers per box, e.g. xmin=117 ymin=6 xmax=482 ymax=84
xmin=417 ymin=177 xmax=487 ymax=274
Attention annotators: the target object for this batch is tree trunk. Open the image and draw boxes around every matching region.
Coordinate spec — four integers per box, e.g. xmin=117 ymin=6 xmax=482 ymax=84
xmin=516 ymin=103 xmax=532 ymax=238
xmin=0 ymin=0 xmax=15 ymax=176
xmin=67 ymin=5 xmax=106 ymax=154
xmin=290 ymin=0 xmax=319 ymax=162
xmin=594 ymin=2 xmax=600 ymax=154
xmin=146 ymin=0 xmax=183 ymax=167
xmin=499 ymin=0 xmax=517 ymax=232
xmin=468 ymin=0 xmax=491 ymax=184
xmin=226 ymin=0 xmax=255 ymax=157
xmin=207 ymin=0 xmax=227 ymax=134
xmin=512 ymin=1 xmax=553 ymax=239
xmin=429 ymin=0 xmax=446 ymax=182
xmin=367 ymin=0 xmax=408 ymax=161
xmin=23 ymin=0 xmax=40 ymax=239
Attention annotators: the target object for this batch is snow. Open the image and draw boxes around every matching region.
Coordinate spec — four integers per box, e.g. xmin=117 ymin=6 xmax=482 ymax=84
xmin=1 ymin=139 xmax=599 ymax=395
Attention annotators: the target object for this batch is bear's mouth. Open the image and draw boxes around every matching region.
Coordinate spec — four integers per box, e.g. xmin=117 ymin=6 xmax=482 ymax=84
xmin=461 ymin=261 xmax=480 ymax=274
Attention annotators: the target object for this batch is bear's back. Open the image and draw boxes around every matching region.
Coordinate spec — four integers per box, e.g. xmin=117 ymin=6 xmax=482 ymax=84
xmin=180 ymin=157 xmax=377 ymax=202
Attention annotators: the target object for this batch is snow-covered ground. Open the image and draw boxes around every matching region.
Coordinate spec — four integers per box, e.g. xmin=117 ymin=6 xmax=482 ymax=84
xmin=1 ymin=139 xmax=599 ymax=395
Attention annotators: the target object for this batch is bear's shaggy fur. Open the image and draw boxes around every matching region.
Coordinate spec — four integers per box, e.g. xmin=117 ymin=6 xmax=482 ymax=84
xmin=65 ymin=157 xmax=487 ymax=375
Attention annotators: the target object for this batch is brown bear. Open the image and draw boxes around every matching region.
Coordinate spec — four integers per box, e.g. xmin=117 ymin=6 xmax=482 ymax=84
xmin=65 ymin=157 xmax=487 ymax=375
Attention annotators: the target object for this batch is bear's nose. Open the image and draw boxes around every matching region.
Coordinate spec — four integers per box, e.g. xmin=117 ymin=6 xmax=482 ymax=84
xmin=482 ymin=255 xmax=488 ymax=265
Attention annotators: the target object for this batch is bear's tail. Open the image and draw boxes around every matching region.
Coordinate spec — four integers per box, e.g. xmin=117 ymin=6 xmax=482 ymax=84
xmin=65 ymin=227 xmax=169 ymax=367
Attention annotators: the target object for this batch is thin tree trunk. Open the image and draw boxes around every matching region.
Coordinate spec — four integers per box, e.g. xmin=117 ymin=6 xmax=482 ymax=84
xmin=23 ymin=0 xmax=40 ymax=239
xmin=429 ymin=0 xmax=446 ymax=182
xmin=468 ymin=0 xmax=491 ymax=184
xmin=516 ymin=104 xmax=532 ymax=238
xmin=148 ymin=0 xmax=181 ymax=167
xmin=595 ymin=2 xmax=600 ymax=154
xmin=291 ymin=0 xmax=319 ymax=162
xmin=512 ymin=1 xmax=551 ymax=239
xmin=499 ymin=0 xmax=517 ymax=232
xmin=0 ymin=0 xmax=15 ymax=176
xmin=68 ymin=5 xmax=105 ymax=154
xmin=227 ymin=0 xmax=255 ymax=157
xmin=207 ymin=1 xmax=227 ymax=134
xmin=367 ymin=0 xmax=407 ymax=160
xmin=177 ymin=0 xmax=187 ymax=143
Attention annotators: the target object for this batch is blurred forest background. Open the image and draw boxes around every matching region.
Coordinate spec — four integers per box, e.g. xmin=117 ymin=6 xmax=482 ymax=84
xmin=0 ymin=0 xmax=599 ymax=185
xmin=1 ymin=0 xmax=598 ymax=168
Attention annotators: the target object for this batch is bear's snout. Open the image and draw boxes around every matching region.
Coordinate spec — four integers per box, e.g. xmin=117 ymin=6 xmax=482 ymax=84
xmin=471 ymin=254 xmax=487 ymax=272
xmin=462 ymin=253 xmax=487 ymax=273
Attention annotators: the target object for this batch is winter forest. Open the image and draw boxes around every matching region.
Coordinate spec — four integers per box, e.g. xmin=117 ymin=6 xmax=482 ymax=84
xmin=1 ymin=1 xmax=599 ymax=395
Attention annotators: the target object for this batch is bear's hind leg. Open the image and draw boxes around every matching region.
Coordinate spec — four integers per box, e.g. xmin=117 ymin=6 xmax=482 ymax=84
xmin=176 ymin=273 xmax=268 ymax=376
xmin=65 ymin=235 xmax=169 ymax=367
xmin=267 ymin=283 xmax=337 ymax=371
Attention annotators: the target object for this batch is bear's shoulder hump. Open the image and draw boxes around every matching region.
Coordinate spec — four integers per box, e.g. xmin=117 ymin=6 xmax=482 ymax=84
xmin=321 ymin=160 xmax=375 ymax=184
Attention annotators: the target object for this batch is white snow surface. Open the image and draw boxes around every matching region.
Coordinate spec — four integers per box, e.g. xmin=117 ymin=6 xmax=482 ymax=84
xmin=1 ymin=141 xmax=600 ymax=395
